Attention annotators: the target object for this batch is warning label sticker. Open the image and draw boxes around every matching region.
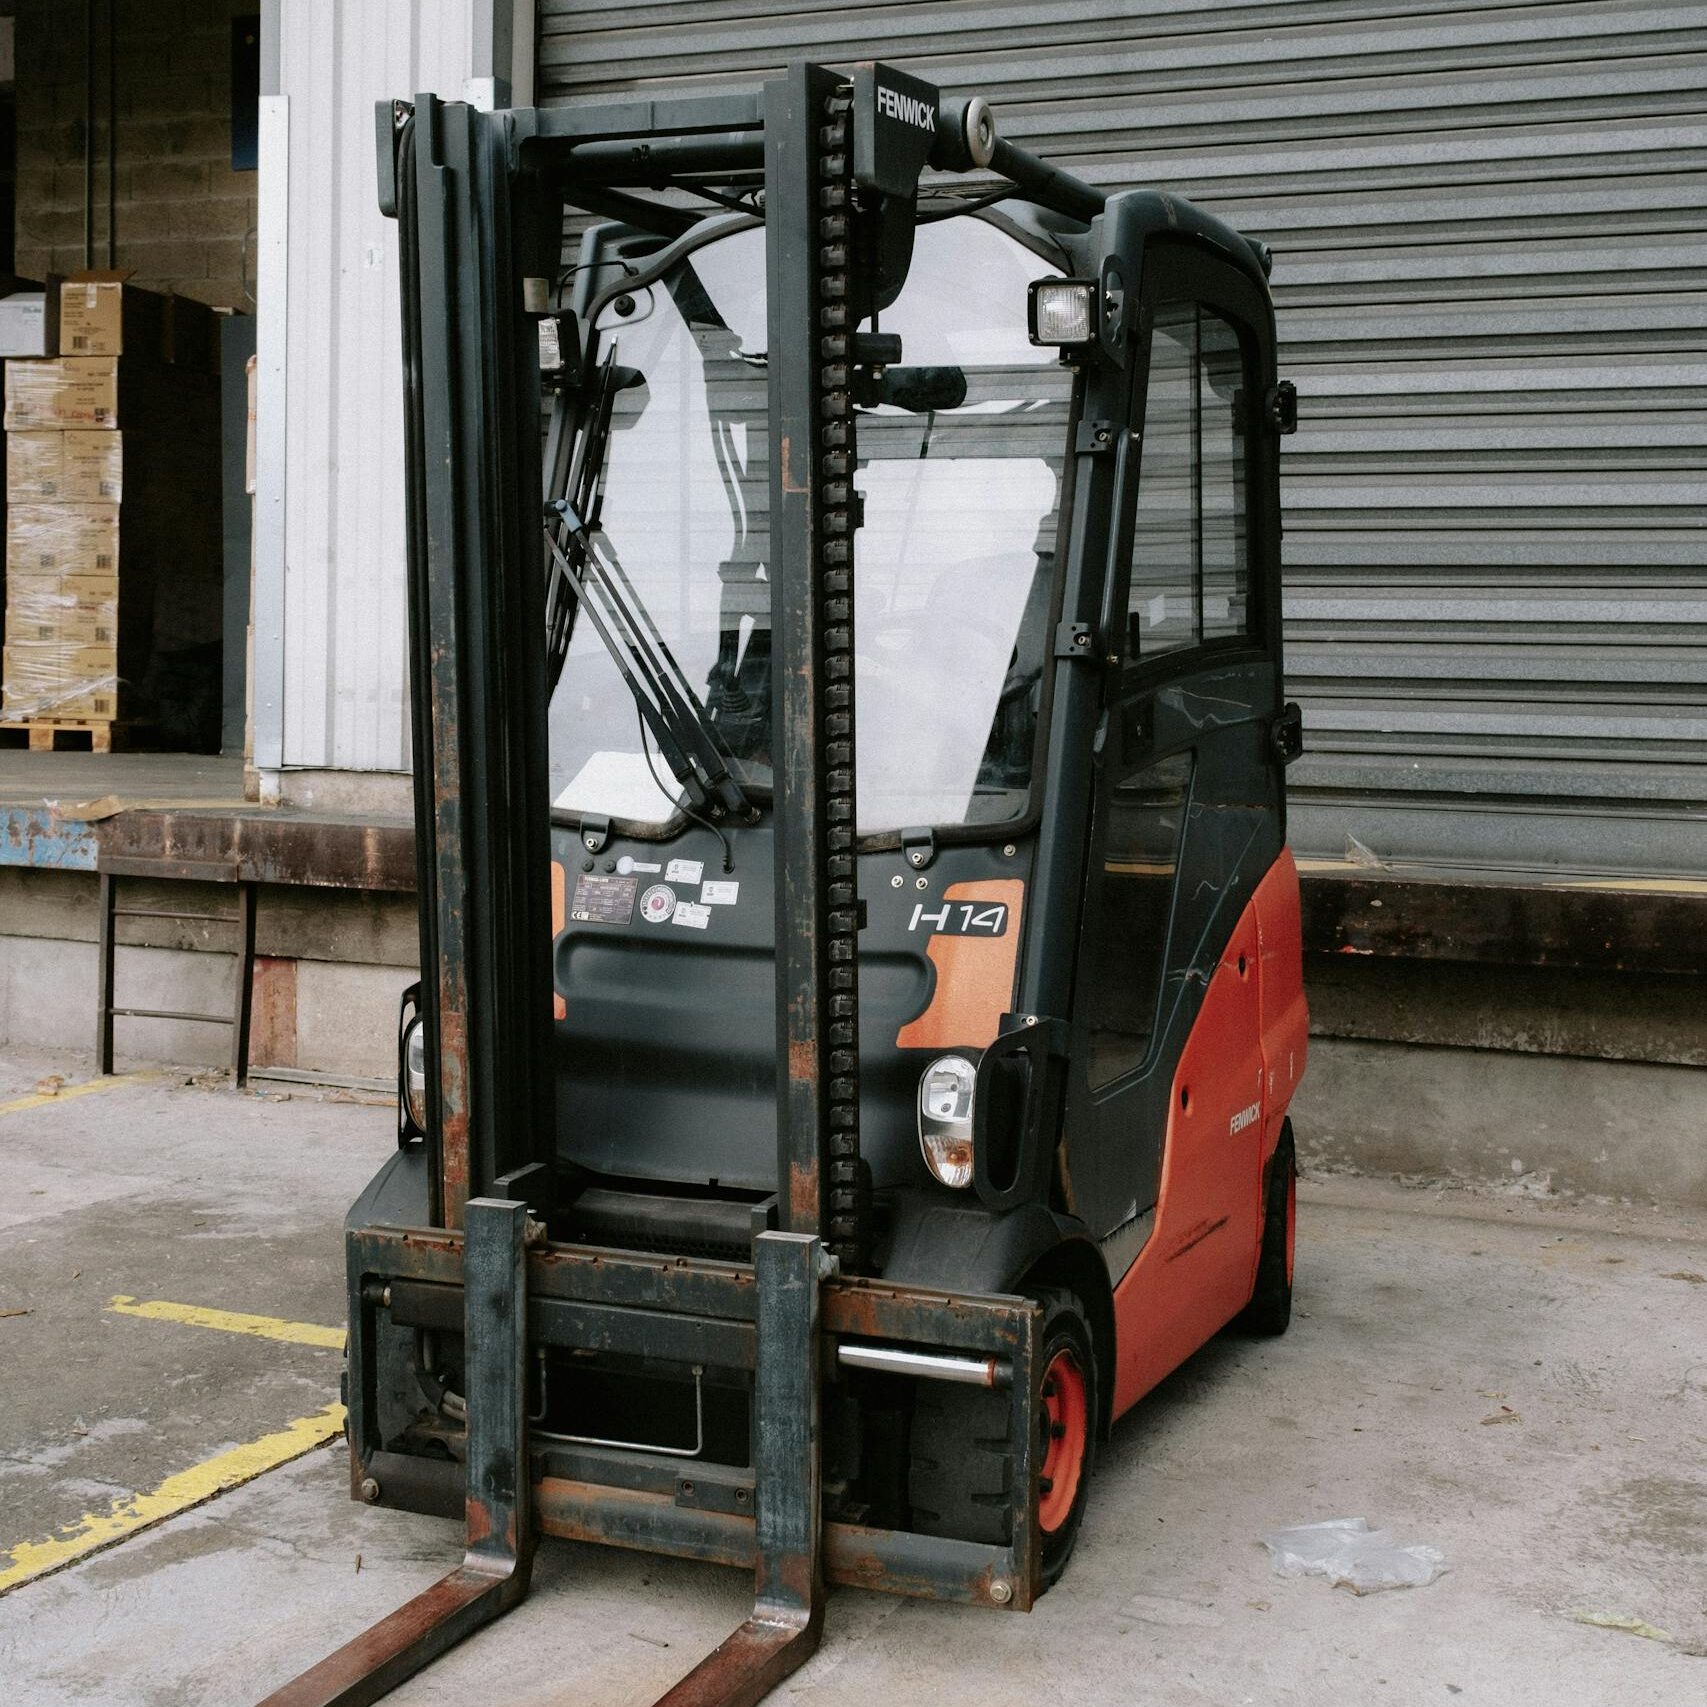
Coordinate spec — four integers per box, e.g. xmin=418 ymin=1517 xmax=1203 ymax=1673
xmin=671 ymin=900 xmax=711 ymax=930
xmin=701 ymin=880 xmax=739 ymax=905
xmin=570 ymin=872 xmax=638 ymax=925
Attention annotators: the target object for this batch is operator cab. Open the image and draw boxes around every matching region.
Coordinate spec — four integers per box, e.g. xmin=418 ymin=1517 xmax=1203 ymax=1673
xmin=430 ymin=165 xmax=1305 ymax=1292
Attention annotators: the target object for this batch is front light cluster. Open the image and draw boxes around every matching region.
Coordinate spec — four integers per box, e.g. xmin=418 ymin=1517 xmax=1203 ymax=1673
xmin=403 ymin=1017 xmax=427 ymax=1130
xmin=1027 ymin=278 xmax=1095 ymax=347
xmin=918 ymin=1053 xmax=978 ymax=1189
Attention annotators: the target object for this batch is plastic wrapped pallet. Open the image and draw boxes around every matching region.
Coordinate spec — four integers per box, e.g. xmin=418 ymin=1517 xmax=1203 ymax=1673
xmin=2 ymin=334 xmax=223 ymax=745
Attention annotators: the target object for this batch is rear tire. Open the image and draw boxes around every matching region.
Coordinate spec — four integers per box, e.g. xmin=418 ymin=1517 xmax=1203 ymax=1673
xmin=1237 ymin=1120 xmax=1295 ymax=1336
xmin=908 ymin=1286 xmax=1098 ymax=1591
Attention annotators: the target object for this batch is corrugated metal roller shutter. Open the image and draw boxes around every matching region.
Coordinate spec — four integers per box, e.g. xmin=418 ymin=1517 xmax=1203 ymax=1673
xmin=535 ymin=1 xmax=1707 ymax=878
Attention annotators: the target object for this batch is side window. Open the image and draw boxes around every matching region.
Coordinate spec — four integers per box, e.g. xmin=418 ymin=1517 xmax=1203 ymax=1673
xmin=1083 ymin=751 xmax=1193 ymax=1089
xmin=1127 ymin=303 xmax=1251 ymax=660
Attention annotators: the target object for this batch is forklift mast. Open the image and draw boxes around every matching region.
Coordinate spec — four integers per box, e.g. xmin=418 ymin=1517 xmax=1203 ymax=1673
xmin=259 ymin=61 xmax=1305 ymax=1707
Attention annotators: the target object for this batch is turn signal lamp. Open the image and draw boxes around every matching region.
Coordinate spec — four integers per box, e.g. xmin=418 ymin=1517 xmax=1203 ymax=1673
xmin=918 ymin=1054 xmax=978 ymax=1188
xmin=1028 ymin=279 xmax=1095 ymax=347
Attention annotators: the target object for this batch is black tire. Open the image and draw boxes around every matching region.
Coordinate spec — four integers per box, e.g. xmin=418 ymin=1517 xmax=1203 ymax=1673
xmin=908 ymin=1286 xmax=1098 ymax=1591
xmin=1237 ymin=1120 xmax=1295 ymax=1336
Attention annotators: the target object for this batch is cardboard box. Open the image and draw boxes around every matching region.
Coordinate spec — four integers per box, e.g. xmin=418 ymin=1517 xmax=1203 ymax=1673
xmin=0 ymin=288 xmax=60 ymax=358
xmin=3 ymin=574 xmax=118 ymax=644
xmin=57 ymin=569 xmax=122 ymax=603
xmin=57 ymin=640 xmax=118 ymax=678
xmin=2 ymin=640 xmax=118 ymax=719
xmin=4 ymin=356 xmax=120 ymax=430
xmin=2 ymin=681 xmax=117 ymax=721
xmin=7 ymin=431 xmax=125 ymax=502
xmin=5 ymin=503 xmax=120 ymax=575
xmin=58 ymin=271 xmax=216 ymax=369
xmin=7 ymin=603 xmax=118 ymax=646
xmin=3 ymin=638 xmax=117 ymax=678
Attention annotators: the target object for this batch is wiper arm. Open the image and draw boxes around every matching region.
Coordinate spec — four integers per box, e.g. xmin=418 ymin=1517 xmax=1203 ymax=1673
xmin=545 ymin=350 xmax=625 ymax=693
xmin=543 ymin=499 xmax=752 ymax=820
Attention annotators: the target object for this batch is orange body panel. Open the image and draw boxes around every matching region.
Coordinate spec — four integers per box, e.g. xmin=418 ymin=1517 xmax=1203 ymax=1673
xmin=1109 ymin=849 xmax=1307 ymax=1419
xmin=550 ymin=863 xmax=567 ymax=1020
xmin=895 ymin=878 xmax=1025 ymax=1051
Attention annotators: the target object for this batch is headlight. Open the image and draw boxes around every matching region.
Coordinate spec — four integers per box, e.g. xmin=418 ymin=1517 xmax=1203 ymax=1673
xmin=1028 ymin=278 xmax=1095 ymax=347
xmin=918 ymin=1054 xmax=977 ymax=1189
xmin=402 ymin=1017 xmax=427 ymax=1130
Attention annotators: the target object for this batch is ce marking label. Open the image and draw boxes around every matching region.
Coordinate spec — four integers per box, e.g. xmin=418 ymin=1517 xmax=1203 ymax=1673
xmin=908 ymin=900 xmax=1009 ymax=937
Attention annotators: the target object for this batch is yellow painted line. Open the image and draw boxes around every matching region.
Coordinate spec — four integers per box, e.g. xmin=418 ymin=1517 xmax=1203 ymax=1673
xmin=107 ymin=1295 xmax=344 ymax=1350
xmin=0 ymin=1402 xmax=346 ymax=1596
xmin=0 ymin=1071 xmax=160 ymax=1119
xmin=1554 ymin=875 xmax=1707 ymax=895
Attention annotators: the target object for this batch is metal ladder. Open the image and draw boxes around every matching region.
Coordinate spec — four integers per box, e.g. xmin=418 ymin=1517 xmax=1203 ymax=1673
xmin=95 ymin=862 xmax=258 ymax=1086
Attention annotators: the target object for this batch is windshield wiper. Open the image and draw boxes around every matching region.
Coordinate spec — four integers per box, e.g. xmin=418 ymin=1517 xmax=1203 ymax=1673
xmin=543 ymin=497 xmax=752 ymax=821
xmin=545 ymin=349 xmax=626 ymax=694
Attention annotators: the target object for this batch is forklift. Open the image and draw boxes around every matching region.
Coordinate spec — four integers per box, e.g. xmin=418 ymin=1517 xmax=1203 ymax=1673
xmin=261 ymin=61 xmax=1306 ymax=1707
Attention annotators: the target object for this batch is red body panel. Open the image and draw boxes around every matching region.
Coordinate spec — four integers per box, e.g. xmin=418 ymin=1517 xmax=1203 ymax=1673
xmin=1109 ymin=849 xmax=1308 ymax=1420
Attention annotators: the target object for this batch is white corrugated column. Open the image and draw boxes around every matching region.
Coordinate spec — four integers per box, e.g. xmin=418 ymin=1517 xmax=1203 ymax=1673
xmin=253 ymin=0 xmax=534 ymax=809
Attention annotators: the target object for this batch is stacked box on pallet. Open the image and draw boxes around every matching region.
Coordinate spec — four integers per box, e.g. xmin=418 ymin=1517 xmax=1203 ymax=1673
xmin=1 ymin=272 xmax=222 ymax=746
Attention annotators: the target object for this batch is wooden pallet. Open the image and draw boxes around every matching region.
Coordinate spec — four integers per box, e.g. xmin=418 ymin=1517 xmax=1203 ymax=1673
xmin=0 ymin=718 xmax=116 ymax=753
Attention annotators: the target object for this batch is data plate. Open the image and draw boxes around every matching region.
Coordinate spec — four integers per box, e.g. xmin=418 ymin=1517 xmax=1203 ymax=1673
xmin=570 ymin=871 xmax=638 ymax=925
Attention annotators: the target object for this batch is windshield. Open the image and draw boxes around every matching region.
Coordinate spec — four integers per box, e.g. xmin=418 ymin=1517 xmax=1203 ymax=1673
xmin=547 ymin=216 xmax=1074 ymax=835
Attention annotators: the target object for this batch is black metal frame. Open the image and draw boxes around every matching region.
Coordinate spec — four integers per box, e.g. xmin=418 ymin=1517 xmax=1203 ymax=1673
xmin=337 ymin=1222 xmax=1041 ymax=1606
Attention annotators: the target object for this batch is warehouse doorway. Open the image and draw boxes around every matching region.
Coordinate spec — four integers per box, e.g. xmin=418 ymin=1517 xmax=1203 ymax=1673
xmin=0 ymin=1 xmax=256 ymax=789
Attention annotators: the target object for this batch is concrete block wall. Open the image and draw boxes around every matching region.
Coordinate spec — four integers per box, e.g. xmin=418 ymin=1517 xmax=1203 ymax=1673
xmin=12 ymin=0 xmax=258 ymax=309
xmin=1294 ymin=1040 xmax=1707 ymax=1209
xmin=2 ymin=864 xmax=1704 ymax=1206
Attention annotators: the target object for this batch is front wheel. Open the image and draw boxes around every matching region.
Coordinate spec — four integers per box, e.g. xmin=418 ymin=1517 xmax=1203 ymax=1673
xmin=908 ymin=1285 xmax=1098 ymax=1591
xmin=1033 ymin=1287 xmax=1096 ymax=1586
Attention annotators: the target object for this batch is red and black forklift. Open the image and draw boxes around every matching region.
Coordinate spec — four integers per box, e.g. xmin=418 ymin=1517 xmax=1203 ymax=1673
xmin=261 ymin=60 xmax=1306 ymax=1707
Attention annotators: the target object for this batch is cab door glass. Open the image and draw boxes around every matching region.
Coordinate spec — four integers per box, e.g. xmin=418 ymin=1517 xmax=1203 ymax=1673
xmin=1128 ymin=303 xmax=1251 ymax=660
xmin=1084 ymin=751 xmax=1193 ymax=1089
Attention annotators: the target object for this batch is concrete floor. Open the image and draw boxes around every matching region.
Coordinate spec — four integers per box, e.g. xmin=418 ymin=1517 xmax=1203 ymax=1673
xmin=2 ymin=1050 xmax=1705 ymax=1705
xmin=0 ymin=749 xmax=249 ymax=810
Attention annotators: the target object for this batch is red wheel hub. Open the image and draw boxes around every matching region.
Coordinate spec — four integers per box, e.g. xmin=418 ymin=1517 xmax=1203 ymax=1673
xmin=1037 ymin=1346 xmax=1088 ymax=1534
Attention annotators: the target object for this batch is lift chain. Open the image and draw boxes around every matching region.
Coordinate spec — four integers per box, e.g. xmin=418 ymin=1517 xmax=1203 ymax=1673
xmin=814 ymin=85 xmax=871 ymax=1273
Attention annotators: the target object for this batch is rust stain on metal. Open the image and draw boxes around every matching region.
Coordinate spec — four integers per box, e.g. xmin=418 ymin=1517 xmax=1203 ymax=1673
xmin=464 ymin=1496 xmax=494 ymax=1549
xmin=437 ymin=1003 xmax=470 ymax=1228
xmin=779 ymin=433 xmax=808 ymax=495
xmin=769 ymin=1550 xmax=814 ymax=1607
xmin=254 ymin=1567 xmax=496 ymax=1706
xmin=826 ymin=1285 xmax=881 ymax=1338
xmin=535 ymin=1476 xmax=756 ymax=1570
xmin=651 ymin=1615 xmax=818 ymax=1707
xmin=787 ymin=1161 xmax=818 ymax=1224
